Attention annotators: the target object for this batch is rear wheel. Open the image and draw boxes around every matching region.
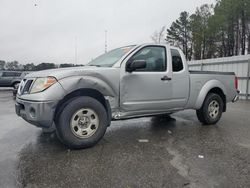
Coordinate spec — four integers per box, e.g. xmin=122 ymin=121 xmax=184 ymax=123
xmin=196 ymin=93 xmax=223 ymax=125
xmin=56 ymin=96 xmax=108 ymax=149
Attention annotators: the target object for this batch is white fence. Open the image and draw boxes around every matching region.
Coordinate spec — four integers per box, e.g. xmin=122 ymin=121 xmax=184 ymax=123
xmin=188 ymin=55 xmax=250 ymax=100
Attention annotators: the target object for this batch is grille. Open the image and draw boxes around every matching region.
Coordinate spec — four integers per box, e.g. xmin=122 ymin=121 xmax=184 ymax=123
xmin=18 ymin=79 xmax=34 ymax=95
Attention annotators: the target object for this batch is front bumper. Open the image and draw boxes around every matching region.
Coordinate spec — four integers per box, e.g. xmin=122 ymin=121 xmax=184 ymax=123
xmin=15 ymin=97 xmax=58 ymax=128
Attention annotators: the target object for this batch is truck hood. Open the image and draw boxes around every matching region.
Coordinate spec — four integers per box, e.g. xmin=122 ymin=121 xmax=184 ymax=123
xmin=25 ymin=66 xmax=119 ymax=80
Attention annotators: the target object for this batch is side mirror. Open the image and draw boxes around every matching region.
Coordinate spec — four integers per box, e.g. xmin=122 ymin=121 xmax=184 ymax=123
xmin=126 ymin=60 xmax=146 ymax=72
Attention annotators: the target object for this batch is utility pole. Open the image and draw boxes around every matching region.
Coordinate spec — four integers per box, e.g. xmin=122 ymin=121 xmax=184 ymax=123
xmin=105 ymin=30 xmax=107 ymax=53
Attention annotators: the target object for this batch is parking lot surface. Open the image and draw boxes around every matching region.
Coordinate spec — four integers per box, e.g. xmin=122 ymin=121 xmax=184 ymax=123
xmin=0 ymin=90 xmax=250 ymax=188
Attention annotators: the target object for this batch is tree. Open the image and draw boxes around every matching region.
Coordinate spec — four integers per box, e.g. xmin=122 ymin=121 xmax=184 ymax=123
xmin=59 ymin=63 xmax=75 ymax=68
xmin=0 ymin=60 xmax=6 ymax=70
xmin=24 ymin=63 xmax=35 ymax=71
xmin=35 ymin=63 xmax=56 ymax=71
xmin=166 ymin=12 xmax=192 ymax=60
xmin=213 ymin=0 xmax=250 ymax=56
xmin=163 ymin=0 xmax=250 ymax=60
xmin=151 ymin=26 xmax=166 ymax=44
xmin=190 ymin=4 xmax=213 ymax=60
xmin=5 ymin=61 xmax=20 ymax=70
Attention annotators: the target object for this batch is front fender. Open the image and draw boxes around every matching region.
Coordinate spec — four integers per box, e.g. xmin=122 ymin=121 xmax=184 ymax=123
xmin=58 ymin=76 xmax=117 ymax=97
xmin=195 ymin=80 xmax=227 ymax=109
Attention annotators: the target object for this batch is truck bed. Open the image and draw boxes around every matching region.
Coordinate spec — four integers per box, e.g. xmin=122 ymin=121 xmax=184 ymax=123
xmin=185 ymin=70 xmax=237 ymax=109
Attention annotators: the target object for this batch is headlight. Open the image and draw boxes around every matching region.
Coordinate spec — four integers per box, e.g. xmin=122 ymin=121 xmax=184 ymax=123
xmin=30 ymin=77 xmax=57 ymax=94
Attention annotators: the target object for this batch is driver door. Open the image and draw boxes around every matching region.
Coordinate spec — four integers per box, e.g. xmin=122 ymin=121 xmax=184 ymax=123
xmin=120 ymin=45 xmax=174 ymax=115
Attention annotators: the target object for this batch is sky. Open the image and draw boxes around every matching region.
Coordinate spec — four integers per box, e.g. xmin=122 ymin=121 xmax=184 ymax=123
xmin=0 ymin=0 xmax=214 ymax=65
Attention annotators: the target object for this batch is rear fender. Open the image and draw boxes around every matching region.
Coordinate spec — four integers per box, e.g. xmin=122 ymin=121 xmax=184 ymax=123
xmin=195 ymin=80 xmax=226 ymax=109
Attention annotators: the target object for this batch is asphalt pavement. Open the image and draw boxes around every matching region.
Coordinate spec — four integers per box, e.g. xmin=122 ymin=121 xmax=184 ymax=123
xmin=0 ymin=90 xmax=250 ymax=188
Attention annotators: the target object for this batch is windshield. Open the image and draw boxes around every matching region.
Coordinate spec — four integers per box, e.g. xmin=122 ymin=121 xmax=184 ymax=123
xmin=87 ymin=46 xmax=135 ymax=67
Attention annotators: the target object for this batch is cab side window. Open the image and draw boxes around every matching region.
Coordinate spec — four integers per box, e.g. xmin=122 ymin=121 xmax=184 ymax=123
xmin=171 ymin=49 xmax=184 ymax=72
xmin=129 ymin=46 xmax=167 ymax=72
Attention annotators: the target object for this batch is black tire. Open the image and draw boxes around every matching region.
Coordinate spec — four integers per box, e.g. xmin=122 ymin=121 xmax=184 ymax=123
xmin=196 ymin=93 xmax=224 ymax=125
xmin=56 ymin=96 xmax=108 ymax=149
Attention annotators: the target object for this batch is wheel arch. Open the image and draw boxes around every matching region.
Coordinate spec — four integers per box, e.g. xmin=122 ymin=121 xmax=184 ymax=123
xmin=195 ymin=80 xmax=227 ymax=112
xmin=11 ymin=80 xmax=20 ymax=87
xmin=54 ymin=88 xmax=112 ymax=125
xmin=208 ymin=87 xmax=226 ymax=112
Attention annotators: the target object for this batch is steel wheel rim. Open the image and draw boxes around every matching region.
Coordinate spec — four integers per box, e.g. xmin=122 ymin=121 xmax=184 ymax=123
xmin=70 ymin=108 xmax=99 ymax=138
xmin=208 ymin=100 xmax=220 ymax=119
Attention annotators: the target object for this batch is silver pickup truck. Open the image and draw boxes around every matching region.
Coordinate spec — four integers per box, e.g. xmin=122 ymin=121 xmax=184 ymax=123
xmin=15 ymin=44 xmax=239 ymax=149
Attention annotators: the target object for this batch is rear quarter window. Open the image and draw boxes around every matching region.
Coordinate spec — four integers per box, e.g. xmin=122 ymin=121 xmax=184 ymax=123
xmin=171 ymin=49 xmax=184 ymax=72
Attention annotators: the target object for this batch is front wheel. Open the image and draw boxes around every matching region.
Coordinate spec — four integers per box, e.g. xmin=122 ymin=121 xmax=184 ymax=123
xmin=196 ymin=93 xmax=224 ymax=125
xmin=56 ymin=96 xmax=108 ymax=149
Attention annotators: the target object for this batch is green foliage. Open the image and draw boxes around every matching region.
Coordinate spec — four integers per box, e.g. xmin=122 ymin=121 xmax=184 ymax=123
xmin=165 ymin=0 xmax=250 ymax=60
xmin=166 ymin=11 xmax=192 ymax=60
xmin=190 ymin=4 xmax=213 ymax=59
xmin=5 ymin=61 xmax=21 ymax=70
xmin=23 ymin=63 xmax=35 ymax=71
xmin=59 ymin=63 xmax=75 ymax=68
xmin=0 ymin=61 xmax=83 ymax=71
xmin=35 ymin=63 xmax=56 ymax=71
xmin=0 ymin=60 xmax=6 ymax=70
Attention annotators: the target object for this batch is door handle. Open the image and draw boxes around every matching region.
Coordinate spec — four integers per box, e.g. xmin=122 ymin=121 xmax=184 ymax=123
xmin=161 ymin=75 xmax=172 ymax=81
